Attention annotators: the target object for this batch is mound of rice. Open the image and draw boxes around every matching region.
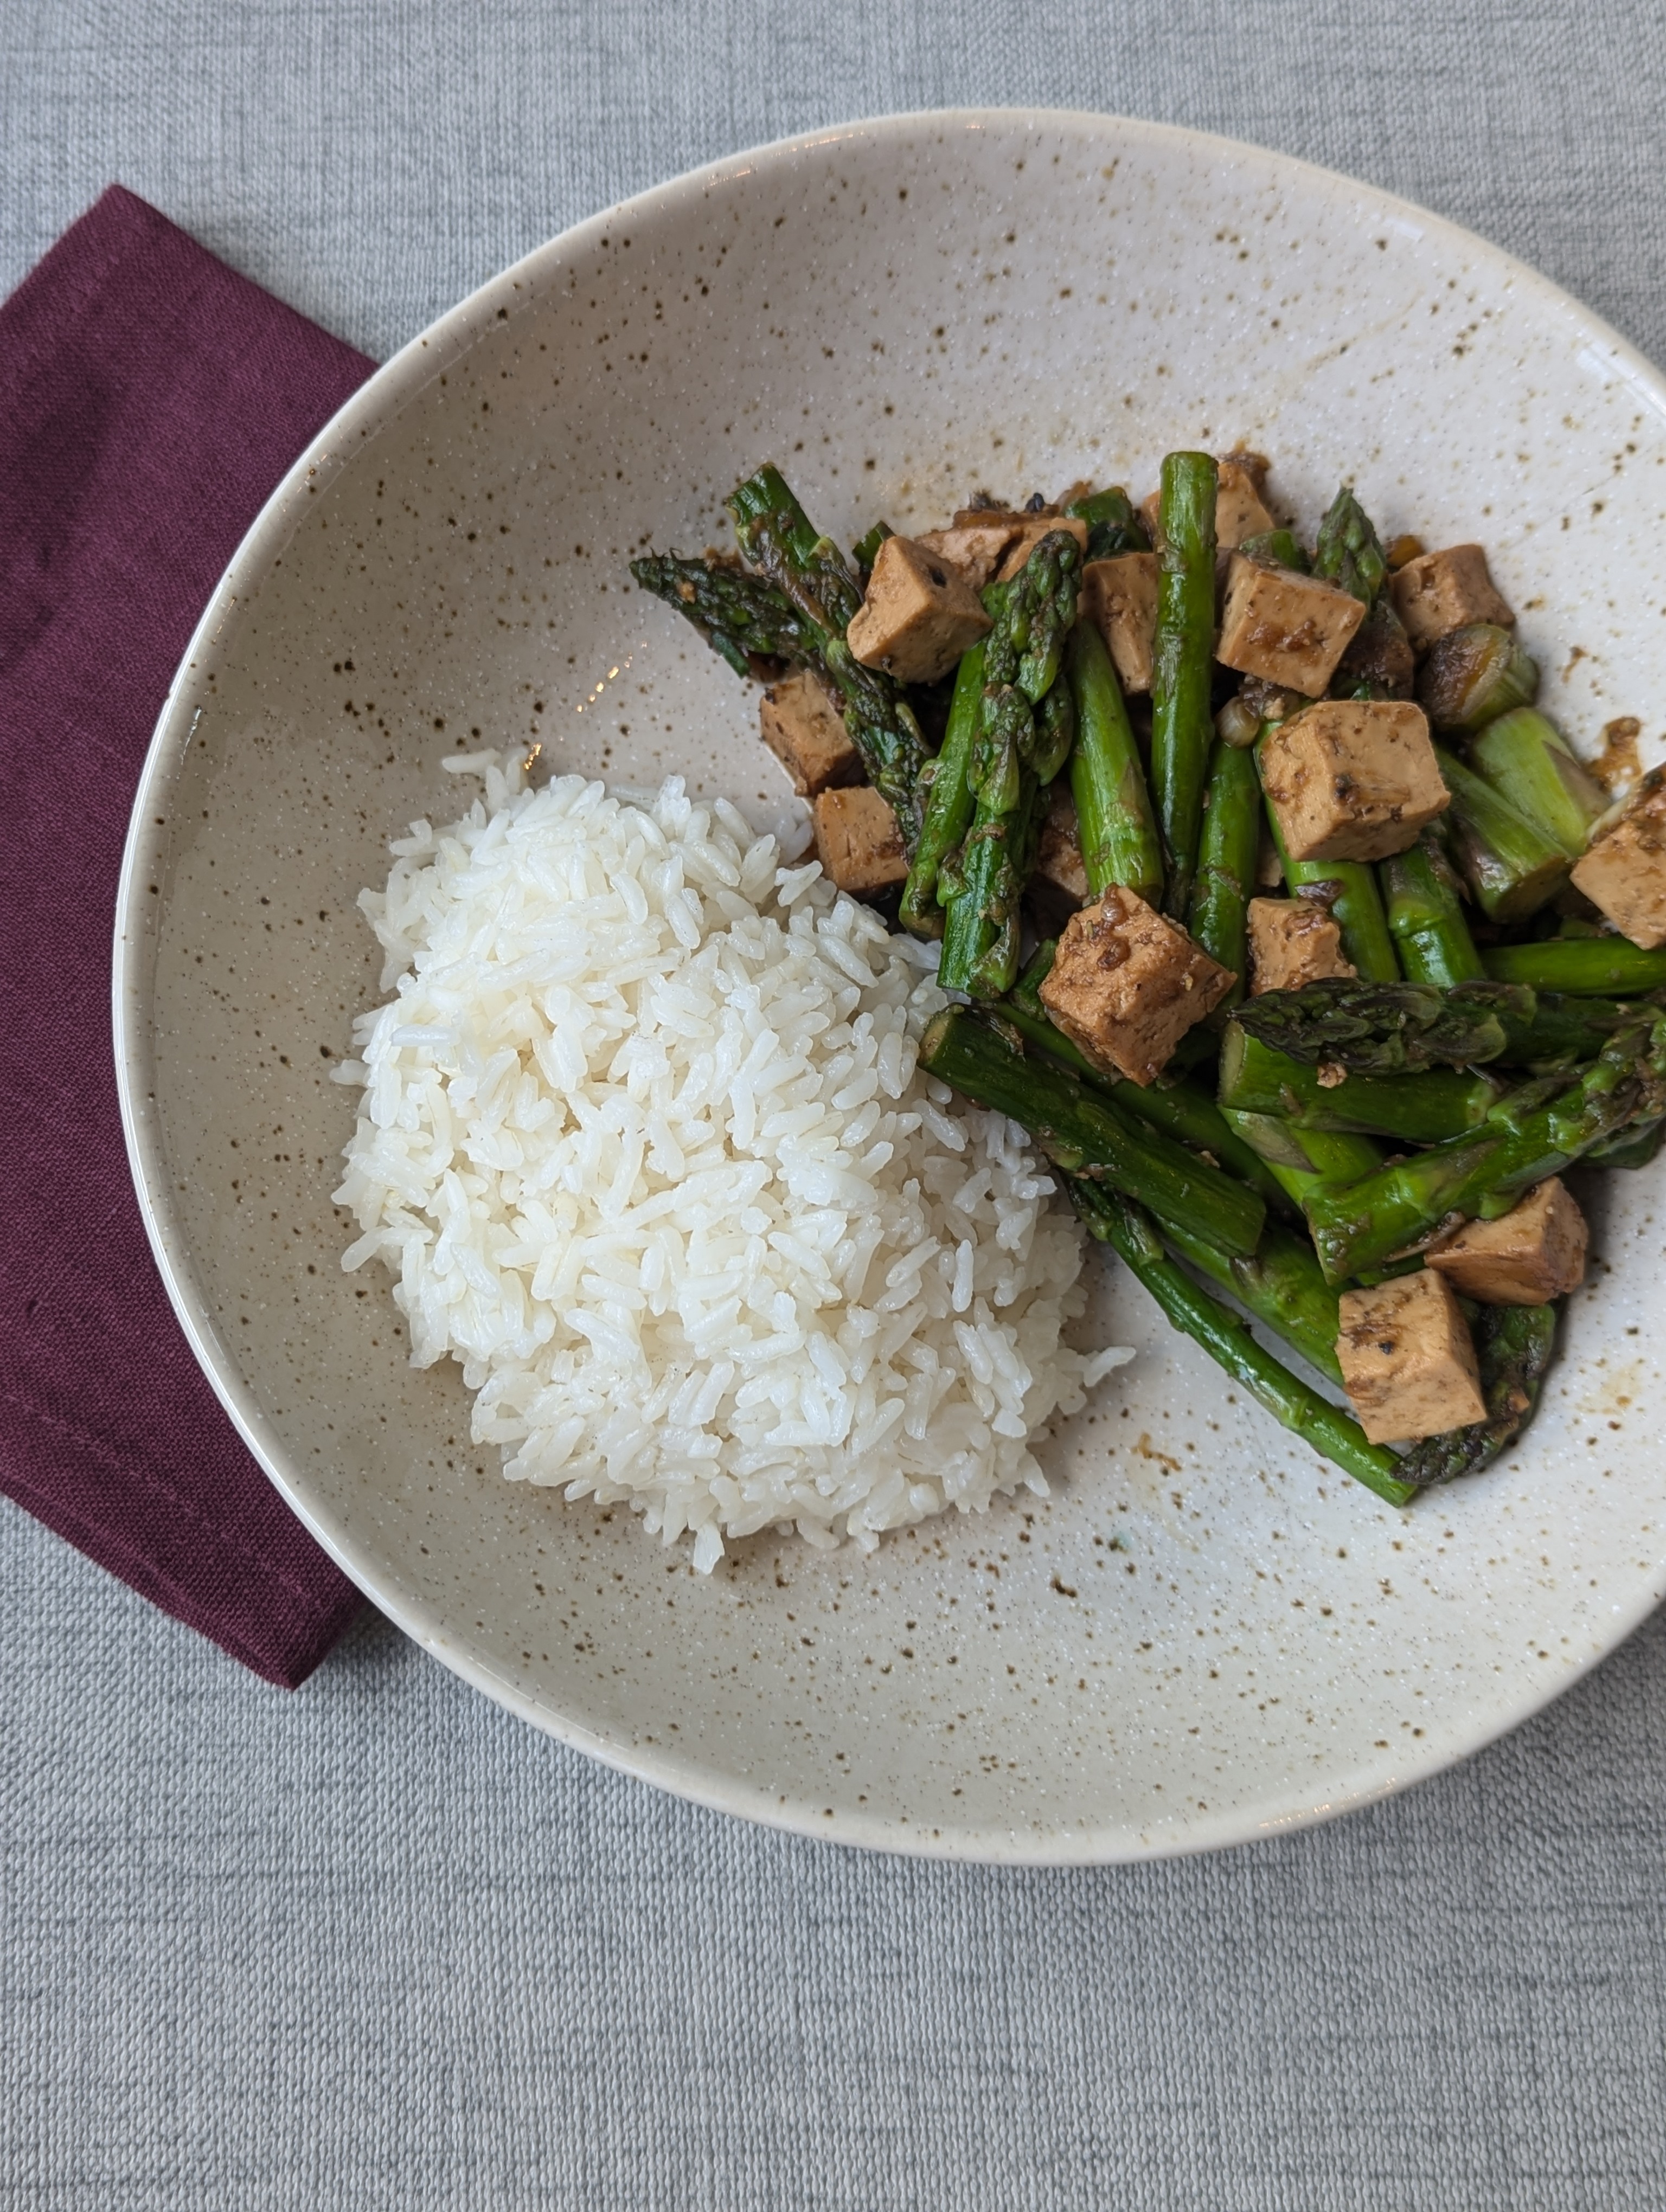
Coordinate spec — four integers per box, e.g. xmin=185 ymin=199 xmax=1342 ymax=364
xmin=334 ymin=753 xmax=1128 ymax=1570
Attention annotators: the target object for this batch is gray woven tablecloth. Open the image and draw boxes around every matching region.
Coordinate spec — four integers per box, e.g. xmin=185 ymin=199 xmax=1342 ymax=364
xmin=4 ymin=5 xmax=1664 ymax=2204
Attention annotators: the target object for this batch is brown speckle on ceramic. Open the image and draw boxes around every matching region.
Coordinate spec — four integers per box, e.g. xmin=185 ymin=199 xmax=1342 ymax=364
xmin=117 ymin=112 xmax=1666 ymax=1862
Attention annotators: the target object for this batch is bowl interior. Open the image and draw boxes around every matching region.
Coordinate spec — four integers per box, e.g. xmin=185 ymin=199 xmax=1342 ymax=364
xmin=120 ymin=112 xmax=1666 ymax=1861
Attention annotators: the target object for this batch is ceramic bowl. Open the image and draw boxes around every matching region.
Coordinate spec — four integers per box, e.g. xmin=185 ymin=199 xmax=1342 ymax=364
xmin=117 ymin=111 xmax=1666 ymax=1861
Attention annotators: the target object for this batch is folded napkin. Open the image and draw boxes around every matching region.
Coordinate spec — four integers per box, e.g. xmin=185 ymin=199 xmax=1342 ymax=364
xmin=0 ymin=188 xmax=374 ymax=1686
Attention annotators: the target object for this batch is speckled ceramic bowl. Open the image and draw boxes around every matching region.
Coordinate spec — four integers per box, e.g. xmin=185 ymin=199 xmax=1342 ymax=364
xmin=117 ymin=111 xmax=1666 ymax=1861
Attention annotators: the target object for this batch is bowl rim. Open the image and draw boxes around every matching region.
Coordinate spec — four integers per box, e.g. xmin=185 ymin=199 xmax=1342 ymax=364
xmin=113 ymin=105 xmax=1666 ymax=1863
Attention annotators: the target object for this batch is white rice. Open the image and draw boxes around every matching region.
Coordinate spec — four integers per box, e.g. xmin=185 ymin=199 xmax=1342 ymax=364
xmin=333 ymin=751 xmax=1131 ymax=1570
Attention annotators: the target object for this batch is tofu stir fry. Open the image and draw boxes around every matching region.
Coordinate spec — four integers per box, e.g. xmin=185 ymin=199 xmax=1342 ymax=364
xmin=631 ymin=456 xmax=1666 ymax=1508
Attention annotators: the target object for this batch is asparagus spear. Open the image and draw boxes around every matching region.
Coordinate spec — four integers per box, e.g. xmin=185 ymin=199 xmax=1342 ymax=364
xmin=628 ymin=553 xmax=815 ymax=677
xmin=1305 ymin=1015 xmax=1666 ymax=1281
xmin=1066 ymin=619 xmax=1164 ymax=903
xmin=1235 ymin=979 xmax=1532 ymax=1072
xmin=1188 ymin=738 xmax=1260 ymax=1006
xmin=1310 ymin=487 xmax=1417 ymax=698
xmin=1585 ymin=1116 xmax=1666 ymax=1169
xmin=1150 ymin=452 xmax=1219 ymax=916
xmin=727 ymin=464 xmax=931 ymax=826
xmin=1466 ymin=708 xmax=1607 ymax=859
xmin=1394 ymin=1303 xmax=1557 ymax=1487
xmin=1064 ymin=1178 xmax=1413 ymax=1506
xmin=1234 ymin=976 xmax=1649 ymax=1073
xmin=1007 ymin=947 xmax=1291 ymax=1212
xmin=1237 ymin=528 xmax=1309 ymax=571
xmin=1163 ymin=1217 xmax=1345 ymax=1386
xmin=851 ymin=519 xmax=893 ymax=573
xmin=1417 ymin=623 xmax=1539 ymax=734
xmin=1311 ymin=485 xmax=1388 ymax=606
xmin=1219 ymin=1109 xmax=1385 ymax=1211
xmin=1434 ymin=743 xmax=1570 ymax=922
xmin=900 ymin=642 xmax=985 ymax=937
xmin=1380 ymin=824 xmax=1486 ymax=986
xmin=1483 ymin=939 xmax=1666 ymax=995
xmin=1218 ymin=1023 xmax=1507 ymax=1142
xmin=1065 ymin=485 xmax=1151 ymax=560
xmin=1259 ymin=776 xmax=1402 ymax=982
xmin=938 ymin=532 xmax=1083 ymax=996
xmin=918 ymin=1007 xmax=1266 ymax=1258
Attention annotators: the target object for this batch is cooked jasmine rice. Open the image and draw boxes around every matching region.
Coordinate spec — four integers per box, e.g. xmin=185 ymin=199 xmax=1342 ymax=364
xmin=334 ymin=753 xmax=1129 ymax=1569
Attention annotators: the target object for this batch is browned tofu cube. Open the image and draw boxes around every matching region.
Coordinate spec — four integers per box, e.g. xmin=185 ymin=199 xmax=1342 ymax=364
xmin=1336 ymin=1271 xmax=1486 ymax=1444
xmin=846 ymin=535 xmax=993 ymax=685
xmin=1388 ymin=544 xmax=1514 ymax=651
xmin=1246 ymin=897 xmax=1357 ymax=995
xmin=759 ymin=668 xmax=861 ymax=797
xmin=1033 ymin=787 xmax=1091 ymax=910
xmin=1080 ymin=552 xmax=1159 ymax=693
xmin=914 ymin=520 xmax=1022 ymax=590
xmin=1259 ymin=700 xmax=1449 ymax=864
xmin=1215 ymin=456 xmax=1274 ymax=550
xmin=1216 ymin=554 xmax=1367 ymax=695
xmin=811 ymin=786 xmax=908 ymax=897
xmin=1425 ymin=1179 xmax=1588 ymax=1306
xmin=993 ymin=512 xmax=1090 ymax=582
xmin=1570 ymin=768 xmax=1666 ymax=947
xmin=1039 ymin=886 xmax=1234 ymax=1086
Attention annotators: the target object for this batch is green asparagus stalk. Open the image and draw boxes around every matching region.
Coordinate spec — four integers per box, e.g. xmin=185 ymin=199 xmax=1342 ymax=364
xmin=1417 ymin=623 xmax=1539 ymax=734
xmin=1311 ymin=485 xmax=1388 ymax=607
xmin=628 ymin=554 xmax=816 ymax=677
xmin=1150 ymin=452 xmax=1219 ymax=916
xmin=1188 ymin=738 xmax=1260 ymax=1006
xmin=1394 ymin=1304 xmax=1558 ymax=1487
xmin=1234 ymin=979 xmax=1534 ymax=1073
xmin=1162 ymin=1217 xmax=1344 ymax=1386
xmin=938 ymin=532 xmax=1083 ymax=996
xmin=1585 ymin=1116 xmax=1666 ymax=1169
xmin=1379 ymin=825 xmax=1486 ymax=985
xmin=900 ymin=642 xmax=985 ymax=937
xmin=1218 ymin=1023 xmax=1506 ymax=1142
xmin=1465 ymin=708 xmax=1607 ymax=859
xmin=1233 ymin=976 xmax=1650 ymax=1073
xmin=1064 ymin=1178 xmax=1412 ymax=1506
xmin=726 ymin=464 xmax=931 ymax=826
xmin=1434 ymin=743 xmax=1570 ymax=922
xmin=851 ymin=519 xmax=893 ymax=573
xmin=1219 ymin=1107 xmax=1385 ymax=1198
xmin=1007 ymin=948 xmax=1292 ymax=1212
xmin=1066 ymin=620 xmax=1164 ymax=903
xmin=1065 ymin=486 xmax=1151 ymax=560
xmin=918 ymin=1008 xmax=1266 ymax=1258
xmin=1260 ymin=780 xmax=1401 ymax=982
xmin=1237 ymin=528 xmax=1310 ymax=572
xmin=1483 ymin=939 xmax=1666 ymax=996
xmin=1305 ymin=1016 xmax=1666 ymax=1281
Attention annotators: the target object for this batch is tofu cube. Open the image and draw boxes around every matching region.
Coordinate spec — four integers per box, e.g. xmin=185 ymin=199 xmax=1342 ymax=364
xmin=846 ymin=535 xmax=992 ymax=685
xmin=811 ymin=786 xmax=908 ymax=897
xmin=1570 ymin=768 xmax=1666 ymax=947
xmin=1336 ymin=1271 xmax=1487 ymax=1444
xmin=1032 ymin=787 xmax=1091 ymax=910
xmin=1039 ymin=885 xmax=1235 ymax=1086
xmin=759 ymin=668 xmax=861 ymax=796
xmin=1389 ymin=544 xmax=1514 ymax=651
xmin=1215 ymin=456 xmax=1274 ymax=550
xmin=1246 ymin=897 xmax=1357 ymax=995
xmin=1258 ymin=700 xmax=1449 ymax=864
xmin=1425 ymin=1179 xmax=1588 ymax=1307
xmin=1216 ymin=553 xmax=1367 ymax=694
xmin=1139 ymin=458 xmax=1271 ymax=551
xmin=1080 ymin=552 xmax=1159 ymax=693
xmin=914 ymin=520 xmax=1022 ymax=590
xmin=993 ymin=512 xmax=1090 ymax=582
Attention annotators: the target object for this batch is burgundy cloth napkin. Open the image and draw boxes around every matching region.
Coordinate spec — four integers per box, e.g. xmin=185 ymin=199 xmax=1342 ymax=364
xmin=0 ymin=187 xmax=375 ymax=1686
